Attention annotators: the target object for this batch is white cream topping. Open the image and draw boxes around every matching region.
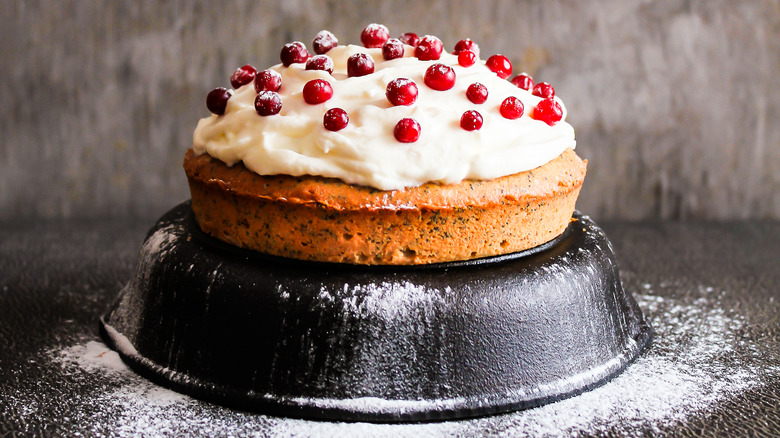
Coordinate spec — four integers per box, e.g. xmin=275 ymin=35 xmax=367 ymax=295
xmin=193 ymin=44 xmax=576 ymax=190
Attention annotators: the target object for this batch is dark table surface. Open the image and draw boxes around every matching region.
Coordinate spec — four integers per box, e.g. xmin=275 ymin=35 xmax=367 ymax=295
xmin=1 ymin=210 xmax=779 ymax=437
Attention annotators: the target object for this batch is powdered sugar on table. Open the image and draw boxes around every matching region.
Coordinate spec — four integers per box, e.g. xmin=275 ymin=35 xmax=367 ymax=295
xmin=23 ymin=285 xmax=776 ymax=437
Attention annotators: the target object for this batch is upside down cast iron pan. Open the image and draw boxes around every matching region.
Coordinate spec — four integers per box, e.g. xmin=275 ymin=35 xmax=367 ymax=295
xmin=100 ymin=202 xmax=652 ymax=422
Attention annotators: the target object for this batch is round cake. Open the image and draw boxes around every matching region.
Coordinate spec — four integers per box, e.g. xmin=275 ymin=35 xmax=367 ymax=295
xmin=186 ymin=25 xmax=585 ymax=265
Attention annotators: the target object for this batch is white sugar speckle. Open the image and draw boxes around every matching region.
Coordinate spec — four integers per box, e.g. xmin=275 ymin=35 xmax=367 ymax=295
xmin=112 ymin=384 xmax=189 ymax=408
xmin=58 ymin=341 xmax=130 ymax=373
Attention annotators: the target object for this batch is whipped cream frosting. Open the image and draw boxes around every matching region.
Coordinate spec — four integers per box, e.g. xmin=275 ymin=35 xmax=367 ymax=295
xmin=193 ymin=44 xmax=576 ymax=191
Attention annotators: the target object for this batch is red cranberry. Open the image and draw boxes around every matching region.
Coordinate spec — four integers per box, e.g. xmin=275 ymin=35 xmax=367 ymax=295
xmin=394 ymin=118 xmax=421 ymax=143
xmin=532 ymin=81 xmax=555 ymax=99
xmin=302 ymin=79 xmax=333 ymax=104
xmin=533 ymin=98 xmax=563 ymax=125
xmin=466 ymin=82 xmax=488 ymax=104
xmin=305 ymin=55 xmax=334 ymax=74
xmin=424 ymin=64 xmax=456 ymax=91
xmin=460 ymin=110 xmax=483 ymax=131
xmin=347 ymin=53 xmax=375 ymax=77
xmin=382 ymin=38 xmax=405 ymax=60
xmin=312 ymin=30 xmax=338 ymax=54
xmin=255 ymin=91 xmax=282 ymax=116
xmin=453 ymin=39 xmax=480 ymax=57
xmin=511 ymin=73 xmax=534 ymax=91
xmin=280 ymin=41 xmax=310 ymax=67
xmin=386 ymin=78 xmax=418 ymax=106
xmin=206 ymin=87 xmax=232 ymax=115
xmin=230 ymin=65 xmax=257 ymax=89
xmin=254 ymin=69 xmax=282 ymax=93
xmin=361 ymin=23 xmax=389 ymax=48
xmin=323 ymin=108 xmax=349 ymax=131
xmin=399 ymin=32 xmax=420 ymax=47
xmin=500 ymin=96 xmax=524 ymax=119
xmin=486 ymin=54 xmax=512 ymax=79
xmin=458 ymin=50 xmax=477 ymax=67
xmin=414 ymin=35 xmax=443 ymax=61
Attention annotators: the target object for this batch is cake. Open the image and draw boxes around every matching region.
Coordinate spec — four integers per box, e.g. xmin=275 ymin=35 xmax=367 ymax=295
xmin=186 ymin=24 xmax=585 ymax=265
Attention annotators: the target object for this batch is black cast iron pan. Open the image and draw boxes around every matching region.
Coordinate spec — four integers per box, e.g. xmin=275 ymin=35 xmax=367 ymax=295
xmin=100 ymin=201 xmax=651 ymax=422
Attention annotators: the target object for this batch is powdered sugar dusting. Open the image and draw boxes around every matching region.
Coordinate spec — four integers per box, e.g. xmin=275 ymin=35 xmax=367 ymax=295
xmin=30 ymin=287 xmax=777 ymax=436
xmin=57 ymin=340 xmax=131 ymax=373
xmin=104 ymin=222 xmax=183 ymax=343
xmin=318 ymin=280 xmax=449 ymax=320
xmin=141 ymin=223 xmax=180 ymax=258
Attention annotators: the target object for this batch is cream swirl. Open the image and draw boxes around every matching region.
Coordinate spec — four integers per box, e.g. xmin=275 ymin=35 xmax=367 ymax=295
xmin=193 ymin=44 xmax=575 ymax=190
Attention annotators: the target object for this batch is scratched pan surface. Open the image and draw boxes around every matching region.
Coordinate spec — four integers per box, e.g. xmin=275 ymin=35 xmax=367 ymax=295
xmin=100 ymin=202 xmax=651 ymax=422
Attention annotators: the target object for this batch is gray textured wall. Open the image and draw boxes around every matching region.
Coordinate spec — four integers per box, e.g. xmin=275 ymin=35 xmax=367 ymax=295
xmin=2 ymin=1 xmax=779 ymax=220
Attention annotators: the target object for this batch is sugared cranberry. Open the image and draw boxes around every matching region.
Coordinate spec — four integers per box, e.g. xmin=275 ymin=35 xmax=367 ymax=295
xmin=424 ymin=64 xmax=456 ymax=91
xmin=254 ymin=69 xmax=282 ymax=93
xmin=532 ymin=81 xmax=555 ymax=99
xmin=206 ymin=87 xmax=232 ymax=115
xmin=230 ymin=65 xmax=257 ymax=89
xmin=533 ymin=98 xmax=563 ymax=125
xmin=361 ymin=23 xmax=390 ymax=48
xmin=302 ymin=79 xmax=333 ymax=104
xmin=486 ymin=54 xmax=512 ymax=79
xmin=511 ymin=73 xmax=534 ymax=91
xmin=312 ymin=30 xmax=338 ymax=54
xmin=453 ymin=39 xmax=480 ymax=57
xmin=255 ymin=91 xmax=282 ymax=116
xmin=500 ymin=96 xmax=524 ymax=119
xmin=414 ymin=35 xmax=443 ymax=61
xmin=460 ymin=110 xmax=483 ymax=131
xmin=399 ymin=32 xmax=420 ymax=47
xmin=394 ymin=118 xmax=421 ymax=143
xmin=347 ymin=53 xmax=375 ymax=77
xmin=466 ymin=82 xmax=488 ymax=104
xmin=305 ymin=55 xmax=334 ymax=74
xmin=323 ymin=108 xmax=349 ymax=131
xmin=386 ymin=78 xmax=418 ymax=106
xmin=382 ymin=38 xmax=405 ymax=60
xmin=458 ymin=50 xmax=477 ymax=67
xmin=280 ymin=42 xmax=310 ymax=67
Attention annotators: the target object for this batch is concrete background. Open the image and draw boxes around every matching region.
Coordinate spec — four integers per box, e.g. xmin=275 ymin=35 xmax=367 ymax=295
xmin=2 ymin=0 xmax=779 ymax=220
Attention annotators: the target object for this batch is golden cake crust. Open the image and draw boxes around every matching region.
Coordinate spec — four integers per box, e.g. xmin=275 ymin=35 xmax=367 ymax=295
xmin=184 ymin=148 xmax=586 ymax=265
